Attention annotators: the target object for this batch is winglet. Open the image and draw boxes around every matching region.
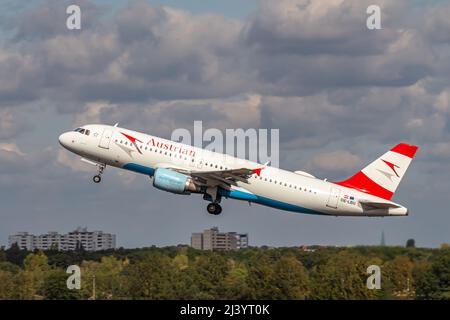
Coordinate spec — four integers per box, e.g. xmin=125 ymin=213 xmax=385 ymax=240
xmin=252 ymin=168 xmax=263 ymax=176
xmin=252 ymin=162 xmax=269 ymax=176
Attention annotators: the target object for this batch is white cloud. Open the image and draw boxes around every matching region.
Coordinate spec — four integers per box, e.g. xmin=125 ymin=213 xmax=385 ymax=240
xmin=74 ymin=101 xmax=115 ymax=127
xmin=306 ymin=150 xmax=362 ymax=175
xmin=56 ymin=149 xmax=93 ymax=173
xmin=0 ymin=143 xmax=25 ymax=156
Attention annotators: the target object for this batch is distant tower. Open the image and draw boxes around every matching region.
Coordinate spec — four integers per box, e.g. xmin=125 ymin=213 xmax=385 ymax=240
xmin=380 ymin=230 xmax=386 ymax=246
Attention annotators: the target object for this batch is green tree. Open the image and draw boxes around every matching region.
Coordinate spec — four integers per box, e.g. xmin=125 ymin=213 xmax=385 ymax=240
xmin=384 ymin=256 xmax=414 ymax=298
xmin=43 ymin=270 xmax=82 ymax=300
xmin=0 ymin=270 xmax=17 ymax=299
xmin=406 ymin=239 xmax=416 ymax=248
xmin=96 ymin=256 xmax=126 ymax=299
xmin=222 ymin=260 xmax=249 ymax=299
xmin=415 ymin=249 xmax=450 ymax=299
xmin=310 ymin=250 xmax=378 ymax=300
xmin=19 ymin=251 xmax=50 ymax=299
xmin=5 ymin=243 xmax=28 ymax=266
xmin=245 ymin=255 xmax=279 ymax=299
xmin=0 ymin=248 xmax=6 ymax=262
xmin=123 ymin=254 xmax=176 ymax=299
xmin=173 ymin=253 xmax=189 ymax=271
xmin=79 ymin=257 xmax=126 ymax=300
xmin=271 ymin=256 xmax=310 ymax=299
xmin=189 ymin=253 xmax=230 ymax=299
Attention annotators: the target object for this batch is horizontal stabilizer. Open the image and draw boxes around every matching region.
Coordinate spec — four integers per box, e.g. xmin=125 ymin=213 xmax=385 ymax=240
xmin=359 ymin=200 xmax=401 ymax=210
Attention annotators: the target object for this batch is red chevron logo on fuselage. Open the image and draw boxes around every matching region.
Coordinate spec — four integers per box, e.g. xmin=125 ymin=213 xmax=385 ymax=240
xmin=120 ymin=132 xmax=143 ymax=154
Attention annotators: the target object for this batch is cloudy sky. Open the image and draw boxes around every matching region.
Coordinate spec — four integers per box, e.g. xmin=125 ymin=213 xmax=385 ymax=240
xmin=1 ymin=0 xmax=449 ymax=248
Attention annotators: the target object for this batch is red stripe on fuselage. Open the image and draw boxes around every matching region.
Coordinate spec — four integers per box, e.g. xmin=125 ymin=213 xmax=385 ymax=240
xmin=335 ymin=171 xmax=394 ymax=200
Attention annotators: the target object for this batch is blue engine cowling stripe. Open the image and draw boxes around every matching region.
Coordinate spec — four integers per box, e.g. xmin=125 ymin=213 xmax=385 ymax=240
xmin=123 ymin=163 xmax=155 ymax=176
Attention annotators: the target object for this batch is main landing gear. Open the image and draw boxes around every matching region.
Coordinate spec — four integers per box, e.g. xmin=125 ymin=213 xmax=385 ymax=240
xmin=207 ymin=203 xmax=222 ymax=215
xmin=204 ymin=186 xmax=223 ymax=215
xmin=92 ymin=164 xmax=106 ymax=184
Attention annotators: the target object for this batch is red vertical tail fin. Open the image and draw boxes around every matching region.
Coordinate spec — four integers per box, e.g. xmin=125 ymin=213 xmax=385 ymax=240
xmin=335 ymin=143 xmax=418 ymax=200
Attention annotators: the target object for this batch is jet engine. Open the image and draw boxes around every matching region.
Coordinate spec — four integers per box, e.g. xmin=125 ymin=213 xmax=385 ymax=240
xmin=153 ymin=168 xmax=200 ymax=194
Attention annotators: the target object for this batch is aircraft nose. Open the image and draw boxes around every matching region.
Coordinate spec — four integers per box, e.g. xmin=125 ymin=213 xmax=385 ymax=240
xmin=58 ymin=132 xmax=72 ymax=148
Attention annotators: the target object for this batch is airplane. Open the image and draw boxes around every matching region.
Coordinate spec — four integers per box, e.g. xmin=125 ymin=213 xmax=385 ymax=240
xmin=58 ymin=124 xmax=418 ymax=217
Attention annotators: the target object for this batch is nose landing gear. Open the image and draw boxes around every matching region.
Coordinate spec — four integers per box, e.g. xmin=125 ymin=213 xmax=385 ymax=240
xmin=207 ymin=203 xmax=222 ymax=215
xmin=92 ymin=164 xmax=105 ymax=184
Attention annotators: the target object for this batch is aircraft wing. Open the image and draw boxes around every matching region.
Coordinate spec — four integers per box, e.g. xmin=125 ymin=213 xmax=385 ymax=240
xmin=180 ymin=168 xmax=258 ymax=188
xmin=359 ymin=200 xmax=401 ymax=210
xmin=157 ymin=165 xmax=260 ymax=189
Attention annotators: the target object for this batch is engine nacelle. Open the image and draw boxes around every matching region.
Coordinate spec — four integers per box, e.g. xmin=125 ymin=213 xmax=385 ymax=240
xmin=153 ymin=168 xmax=199 ymax=194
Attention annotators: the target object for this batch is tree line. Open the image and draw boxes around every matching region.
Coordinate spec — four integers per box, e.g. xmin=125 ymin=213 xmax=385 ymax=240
xmin=0 ymin=243 xmax=449 ymax=300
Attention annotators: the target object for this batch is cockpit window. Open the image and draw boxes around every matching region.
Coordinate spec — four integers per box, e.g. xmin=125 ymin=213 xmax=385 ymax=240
xmin=73 ymin=127 xmax=90 ymax=135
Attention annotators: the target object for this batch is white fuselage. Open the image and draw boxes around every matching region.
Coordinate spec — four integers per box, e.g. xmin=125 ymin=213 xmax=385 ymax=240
xmin=58 ymin=124 xmax=408 ymax=217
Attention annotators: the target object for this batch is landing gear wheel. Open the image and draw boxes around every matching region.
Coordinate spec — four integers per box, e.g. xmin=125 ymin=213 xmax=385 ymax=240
xmin=92 ymin=164 xmax=105 ymax=184
xmin=207 ymin=203 xmax=222 ymax=215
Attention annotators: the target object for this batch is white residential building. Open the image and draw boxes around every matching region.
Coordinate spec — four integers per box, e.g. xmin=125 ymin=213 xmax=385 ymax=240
xmin=8 ymin=228 xmax=116 ymax=251
xmin=8 ymin=232 xmax=34 ymax=251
